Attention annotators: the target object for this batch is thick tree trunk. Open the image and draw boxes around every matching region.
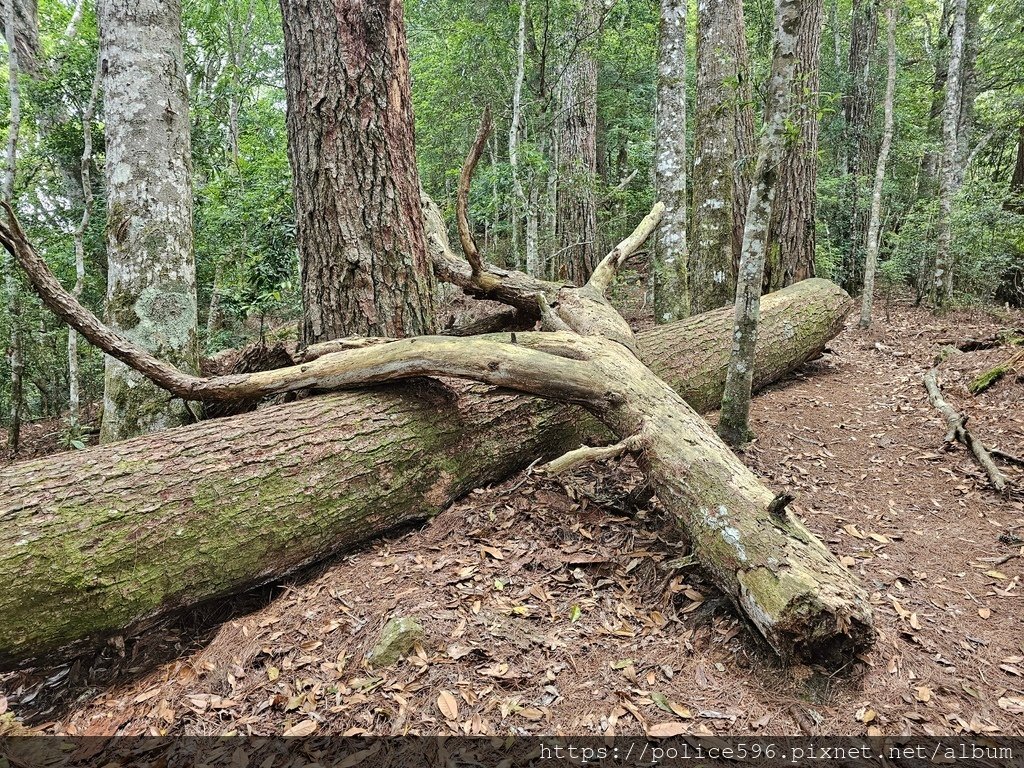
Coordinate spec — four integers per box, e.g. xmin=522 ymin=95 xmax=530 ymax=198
xmin=554 ymin=0 xmax=599 ymax=284
xmin=718 ymin=0 xmax=802 ymax=447
xmin=98 ymin=0 xmax=200 ymax=442
xmin=0 ymin=0 xmax=37 ymax=74
xmin=280 ymin=0 xmax=436 ymax=343
xmin=765 ymin=0 xmax=822 ymax=292
xmin=859 ymin=5 xmax=895 ymax=329
xmin=931 ymin=0 xmax=968 ymax=309
xmin=0 ymin=279 xmax=851 ymax=670
xmin=689 ymin=0 xmax=753 ymax=315
xmin=651 ymin=0 xmax=689 ymax=322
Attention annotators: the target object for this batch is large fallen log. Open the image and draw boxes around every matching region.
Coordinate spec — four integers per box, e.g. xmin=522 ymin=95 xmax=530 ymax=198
xmin=0 ymin=279 xmax=850 ymax=671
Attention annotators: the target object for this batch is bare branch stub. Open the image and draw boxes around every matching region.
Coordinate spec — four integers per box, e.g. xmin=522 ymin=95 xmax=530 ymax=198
xmin=457 ymin=106 xmax=493 ymax=280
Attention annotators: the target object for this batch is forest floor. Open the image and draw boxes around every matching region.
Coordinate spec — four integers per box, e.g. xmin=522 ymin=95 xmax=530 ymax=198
xmin=2 ymin=291 xmax=1023 ymax=738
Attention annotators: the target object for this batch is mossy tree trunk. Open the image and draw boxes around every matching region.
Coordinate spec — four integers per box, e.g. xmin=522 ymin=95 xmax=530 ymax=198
xmin=0 ymin=279 xmax=853 ymax=670
xmin=98 ymin=0 xmax=200 ymax=442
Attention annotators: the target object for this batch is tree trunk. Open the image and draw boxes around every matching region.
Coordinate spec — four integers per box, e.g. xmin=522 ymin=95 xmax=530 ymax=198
xmin=859 ymin=5 xmax=895 ymax=329
xmin=0 ymin=279 xmax=852 ymax=669
xmin=0 ymin=0 xmax=37 ymax=74
xmin=916 ymin=0 xmax=949 ymax=202
xmin=68 ymin=61 xmax=101 ymax=431
xmin=280 ymin=0 xmax=436 ymax=343
xmin=931 ymin=0 xmax=967 ymax=309
xmin=689 ymin=0 xmax=753 ymax=315
xmin=1006 ymin=123 xmax=1024 ymax=213
xmin=718 ymin=0 xmax=802 ymax=447
xmin=765 ymin=0 xmax=822 ymax=292
xmin=554 ymin=0 xmax=599 ymax=284
xmin=651 ymin=0 xmax=689 ymax=322
xmin=840 ymin=0 xmax=877 ymax=296
xmin=98 ymin=0 xmax=200 ymax=442
xmin=3 ymin=0 xmax=22 ymax=456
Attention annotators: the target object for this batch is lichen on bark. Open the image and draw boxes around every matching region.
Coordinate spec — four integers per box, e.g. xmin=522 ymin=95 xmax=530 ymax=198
xmin=98 ymin=0 xmax=199 ymax=442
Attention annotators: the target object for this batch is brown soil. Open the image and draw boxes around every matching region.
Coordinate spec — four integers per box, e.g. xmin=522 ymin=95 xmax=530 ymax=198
xmin=2 ymin=297 xmax=1022 ymax=738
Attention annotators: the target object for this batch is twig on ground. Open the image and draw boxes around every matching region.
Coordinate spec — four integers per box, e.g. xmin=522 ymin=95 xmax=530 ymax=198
xmin=923 ymin=369 xmax=1009 ymax=494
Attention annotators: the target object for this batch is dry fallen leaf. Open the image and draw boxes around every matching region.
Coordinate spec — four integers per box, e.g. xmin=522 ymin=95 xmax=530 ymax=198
xmin=647 ymin=721 xmax=689 ymax=738
xmin=282 ymin=720 xmax=316 ymax=737
xmin=438 ymin=690 xmax=459 ymax=721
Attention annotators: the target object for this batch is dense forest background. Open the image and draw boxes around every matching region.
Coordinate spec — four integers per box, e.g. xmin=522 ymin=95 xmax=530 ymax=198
xmin=1 ymin=0 xmax=1022 ymax=448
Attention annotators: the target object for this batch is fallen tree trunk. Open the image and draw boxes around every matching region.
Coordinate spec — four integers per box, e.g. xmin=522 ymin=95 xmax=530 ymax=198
xmin=0 ymin=279 xmax=850 ymax=670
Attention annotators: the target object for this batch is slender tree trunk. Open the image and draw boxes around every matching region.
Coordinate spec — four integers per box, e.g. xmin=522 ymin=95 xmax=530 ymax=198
xmin=952 ymin=0 xmax=979 ymax=192
xmin=510 ymin=0 xmax=541 ymax=277
xmin=689 ymin=0 xmax=752 ymax=315
xmin=765 ymin=0 xmax=822 ymax=292
xmin=98 ymin=0 xmax=199 ymax=442
xmin=652 ymin=0 xmax=689 ymax=322
xmin=280 ymin=0 xmax=436 ymax=343
xmin=1006 ymin=123 xmax=1024 ymax=213
xmin=932 ymin=0 xmax=967 ymax=309
xmin=3 ymin=0 xmax=22 ymax=455
xmin=67 ymin=61 xmax=102 ymax=431
xmin=841 ymin=0 xmax=877 ymax=295
xmin=718 ymin=0 xmax=802 ymax=447
xmin=916 ymin=0 xmax=949 ymax=202
xmin=554 ymin=0 xmax=599 ymax=284
xmin=859 ymin=4 xmax=895 ymax=329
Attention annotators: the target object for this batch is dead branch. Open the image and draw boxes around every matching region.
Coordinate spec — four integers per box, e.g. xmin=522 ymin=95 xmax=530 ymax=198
xmin=923 ymin=369 xmax=1008 ymax=493
xmin=540 ymin=436 xmax=642 ymax=475
xmin=457 ymin=107 xmax=493 ymax=281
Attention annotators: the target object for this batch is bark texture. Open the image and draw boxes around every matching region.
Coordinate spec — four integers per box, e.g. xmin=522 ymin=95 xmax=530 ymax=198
xmin=98 ymin=0 xmax=200 ymax=442
xmin=0 ymin=0 xmax=37 ymax=73
xmin=0 ymin=279 xmax=852 ymax=669
xmin=765 ymin=0 xmax=822 ymax=292
xmin=554 ymin=0 xmax=600 ymax=284
xmin=859 ymin=5 xmax=895 ymax=329
xmin=689 ymin=0 xmax=754 ymax=315
xmin=3 ymin=0 xmax=23 ymax=455
xmin=652 ymin=0 xmax=689 ymax=322
xmin=280 ymin=0 xmax=436 ymax=343
xmin=718 ymin=0 xmax=802 ymax=447
xmin=931 ymin=0 xmax=968 ymax=309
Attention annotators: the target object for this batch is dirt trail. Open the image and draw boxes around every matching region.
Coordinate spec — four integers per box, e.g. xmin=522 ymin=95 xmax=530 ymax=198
xmin=2 ymin=299 xmax=1022 ymax=738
